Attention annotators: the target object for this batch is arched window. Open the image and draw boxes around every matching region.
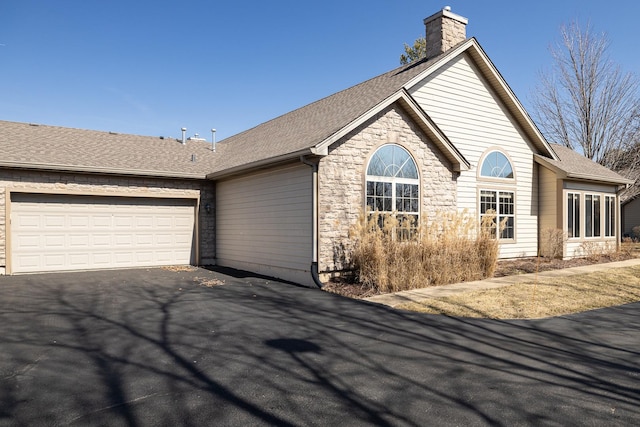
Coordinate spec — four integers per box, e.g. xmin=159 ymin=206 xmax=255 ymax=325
xmin=366 ymin=145 xmax=419 ymax=234
xmin=479 ymin=150 xmax=515 ymax=240
xmin=480 ymin=151 xmax=513 ymax=179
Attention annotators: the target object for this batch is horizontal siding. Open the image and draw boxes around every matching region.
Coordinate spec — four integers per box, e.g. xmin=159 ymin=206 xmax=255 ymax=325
xmin=623 ymin=199 xmax=640 ymax=235
xmin=216 ymin=164 xmax=312 ymax=284
xmin=411 ymin=53 xmax=539 ymax=257
xmin=539 ymin=165 xmax=558 ymax=232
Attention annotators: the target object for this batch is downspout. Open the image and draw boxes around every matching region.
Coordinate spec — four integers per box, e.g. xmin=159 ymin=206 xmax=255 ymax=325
xmin=300 ymin=155 xmax=324 ymax=288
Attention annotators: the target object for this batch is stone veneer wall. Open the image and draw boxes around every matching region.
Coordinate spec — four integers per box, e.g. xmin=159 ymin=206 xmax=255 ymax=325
xmin=0 ymin=169 xmax=215 ymax=273
xmin=317 ymin=105 xmax=457 ymax=275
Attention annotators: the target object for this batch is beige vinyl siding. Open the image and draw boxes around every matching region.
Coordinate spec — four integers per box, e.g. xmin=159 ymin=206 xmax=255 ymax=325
xmin=409 ymin=53 xmax=538 ymax=258
xmin=539 ymin=165 xmax=559 ymax=231
xmin=538 ymin=165 xmax=561 ymax=257
xmin=216 ymin=163 xmax=313 ymax=286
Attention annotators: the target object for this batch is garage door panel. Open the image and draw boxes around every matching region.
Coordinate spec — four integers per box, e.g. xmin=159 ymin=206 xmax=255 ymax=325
xmin=44 ymin=235 xmax=65 ymax=248
xmin=44 ymin=215 xmax=65 ymax=228
xmin=10 ymin=194 xmax=196 ymax=273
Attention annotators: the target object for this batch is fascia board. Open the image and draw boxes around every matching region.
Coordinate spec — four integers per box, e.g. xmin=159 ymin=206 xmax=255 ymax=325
xmin=534 ymin=154 xmax=634 ymax=185
xmin=314 ymin=90 xmax=469 ymax=172
xmin=206 ymin=148 xmax=314 ymax=180
xmin=0 ymin=161 xmax=206 ymax=180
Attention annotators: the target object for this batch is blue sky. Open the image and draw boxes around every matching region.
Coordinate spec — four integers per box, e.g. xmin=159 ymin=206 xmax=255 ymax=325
xmin=1 ymin=1 xmax=639 ymax=141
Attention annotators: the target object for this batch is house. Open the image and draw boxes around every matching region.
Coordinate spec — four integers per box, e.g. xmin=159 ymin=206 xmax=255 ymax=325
xmin=621 ymin=182 xmax=640 ymax=238
xmin=0 ymin=8 xmax=631 ymax=287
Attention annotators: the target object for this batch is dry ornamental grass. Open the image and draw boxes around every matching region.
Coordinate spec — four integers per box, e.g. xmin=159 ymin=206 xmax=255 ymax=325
xmin=348 ymin=209 xmax=499 ymax=294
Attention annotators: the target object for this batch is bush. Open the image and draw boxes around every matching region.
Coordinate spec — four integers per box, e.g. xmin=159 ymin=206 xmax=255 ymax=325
xmin=348 ymin=210 xmax=500 ymax=293
xmin=540 ymin=228 xmax=566 ymax=259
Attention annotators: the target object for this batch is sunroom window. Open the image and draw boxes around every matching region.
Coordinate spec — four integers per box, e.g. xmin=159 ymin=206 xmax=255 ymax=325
xmin=366 ymin=145 xmax=419 ymax=235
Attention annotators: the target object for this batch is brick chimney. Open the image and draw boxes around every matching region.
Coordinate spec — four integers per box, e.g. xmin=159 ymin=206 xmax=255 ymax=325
xmin=423 ymin=6 xmax=468 ymax=59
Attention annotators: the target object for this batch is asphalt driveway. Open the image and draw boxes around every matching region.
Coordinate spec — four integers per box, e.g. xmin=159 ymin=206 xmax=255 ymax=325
xmin=0 ymin=267 xmax=638 ymax=426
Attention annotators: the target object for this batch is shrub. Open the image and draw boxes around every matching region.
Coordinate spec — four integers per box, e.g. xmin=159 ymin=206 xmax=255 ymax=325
xmin=540 ymin=228 xmax=566 ymax=259
xmin=348 ymin=210 xmax=500 ymax=293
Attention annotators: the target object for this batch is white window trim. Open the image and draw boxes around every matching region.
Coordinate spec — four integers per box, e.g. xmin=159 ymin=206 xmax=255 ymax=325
xmin=365 ymin=144 xmax=421 ymax=219
xmin=477 ymin=148 xmax=517 ymax=182
xmin=565 ymin=190 xmax=617 ymax=241
xmin=479 ymin=188 xmax=517 ymax=242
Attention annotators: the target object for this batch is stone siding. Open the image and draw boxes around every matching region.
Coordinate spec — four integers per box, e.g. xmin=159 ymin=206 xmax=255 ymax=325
xmin=0 ymin=169 xmax=215 ymax=272
xmin=425 ymin=13 xmax=467 ymax=59
xmin=317 ymin=105 xmax=457 ymax=275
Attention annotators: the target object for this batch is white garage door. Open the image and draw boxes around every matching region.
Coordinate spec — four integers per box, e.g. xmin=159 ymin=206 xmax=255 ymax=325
xmin=10 ymin=194 xmax=196 ymax=273
xmin=216 ymin=164 xmax=313 ymax=286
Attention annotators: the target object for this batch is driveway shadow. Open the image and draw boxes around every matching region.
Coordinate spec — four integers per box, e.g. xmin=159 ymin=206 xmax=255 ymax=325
xmin=0 ymin=267 xmax=638 ymax=426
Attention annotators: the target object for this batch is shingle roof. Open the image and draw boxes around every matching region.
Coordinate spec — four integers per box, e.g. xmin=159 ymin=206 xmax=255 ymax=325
xmin=0 ymin=120 xmax=221 ymax=178
xmin=535 ymin=143 xmax=632 ymax=185
xmin=210 ymin=52 xmax=449 ymax=174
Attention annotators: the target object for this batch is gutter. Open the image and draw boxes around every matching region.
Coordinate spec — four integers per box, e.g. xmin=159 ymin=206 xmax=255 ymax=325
xmin=300 ymin=155 xmax=324 ymax=288
xmin=0 ymin=161 xmax=208 ymax=180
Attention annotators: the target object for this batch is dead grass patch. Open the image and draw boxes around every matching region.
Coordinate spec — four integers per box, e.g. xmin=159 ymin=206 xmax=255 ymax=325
xmin=161 ymin=265 xmax=197 ymax=272
xmin=195 ymin=277 xmax=225 ymax=287
xmin=397 ymin=265 xmax=640 ymax=319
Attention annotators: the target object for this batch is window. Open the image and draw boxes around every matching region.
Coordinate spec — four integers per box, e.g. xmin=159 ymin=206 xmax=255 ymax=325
xmin=585 ymin=194 xmax=601 ymax=238
xmin=480 ymin=190 xmax=515 ymax=239
xmin=605 ymin=196 xmax=616 ymax=237
xmin=480 ymin=151 xmax=513 ymax=179
xmin=366 ymin=145 xmax=419 ymax=234
xmin=567 ymin=193 xmax=580 ymax=238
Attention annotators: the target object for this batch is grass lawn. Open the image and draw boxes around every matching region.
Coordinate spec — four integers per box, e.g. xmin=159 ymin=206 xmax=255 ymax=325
xmin=397 ymin=265 xmax=640 ymax=319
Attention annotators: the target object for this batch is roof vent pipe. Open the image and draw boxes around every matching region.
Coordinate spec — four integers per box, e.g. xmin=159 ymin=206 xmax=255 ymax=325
xmin=211 ymin=128 xmax=217 ymax=152
xmin=181 ymin=127 xmax=187 ymax=145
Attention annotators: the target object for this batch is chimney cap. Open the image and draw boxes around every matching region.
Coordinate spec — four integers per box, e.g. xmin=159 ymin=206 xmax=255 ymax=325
xmin=424 ymin=6 xmax=468 ymax=26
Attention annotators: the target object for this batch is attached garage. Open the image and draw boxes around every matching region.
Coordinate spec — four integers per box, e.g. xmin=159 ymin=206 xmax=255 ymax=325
xmin=216 ymin=164 xmax=313 ymax=286
xmin=9 ymin=193 xmax=197 ymax=274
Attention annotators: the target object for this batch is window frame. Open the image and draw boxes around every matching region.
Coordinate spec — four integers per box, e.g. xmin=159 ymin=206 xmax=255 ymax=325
xmin=604 ymin=195 xmax=616 ymax=238
xmin=479 ymin=189 xmax=516 ymax=241
xmin=584 ymin=193 xmax=602 ymax=238
xmin=477 ymin=149 xmax=516 ymax=181
xmin=477 ymin=148 xmax=516 ymax=242
xmin=567 ymin=192 xmax=581 ymax=239
xmin=365 ymin=144 xmax=420 ymax=235
xmin=566 ymin=190 xmax=617 ymax=241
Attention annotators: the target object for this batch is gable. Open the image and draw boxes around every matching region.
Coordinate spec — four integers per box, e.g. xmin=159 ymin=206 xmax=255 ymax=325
xmin=408 ymin=52 xmax=540 ymax=162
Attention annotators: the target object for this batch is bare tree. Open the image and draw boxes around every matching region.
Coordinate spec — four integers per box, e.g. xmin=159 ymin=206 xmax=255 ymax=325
xmin=532 ymin=21 xmax=640 ymax=172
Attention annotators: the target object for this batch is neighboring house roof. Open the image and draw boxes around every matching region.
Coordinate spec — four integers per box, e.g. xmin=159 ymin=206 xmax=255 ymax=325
xmin=619 ymin=170 xmax=640 ymax=204
xmin=534 ymin=143 xmax=633 ymax=186
xmin=0 ymin=120 xmax=220 ymax=179
xmin=621 ymin=184 xmax=640 ymax=204
xmin=209 ymin=38 xmax=557 ymax=178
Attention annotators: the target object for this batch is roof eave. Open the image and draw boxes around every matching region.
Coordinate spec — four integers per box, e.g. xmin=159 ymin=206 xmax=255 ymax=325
xmin=313 ymin=90 xmax=470 ymax=172
xmin=206 ymin=148 xmax=315 ymax=180
xmin=0 ymin=161 xmax=207 ymax=180
xmin=534 ymin=155 xmax=633 ymax=186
